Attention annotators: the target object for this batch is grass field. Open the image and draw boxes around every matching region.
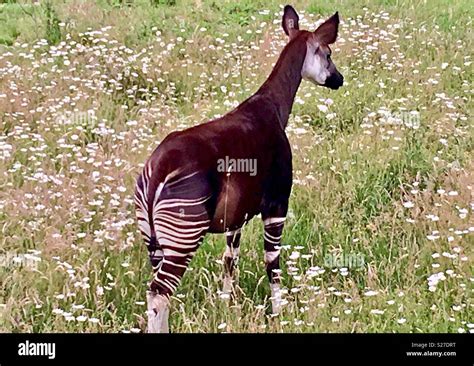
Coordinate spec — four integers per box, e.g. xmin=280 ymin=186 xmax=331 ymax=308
xmin=0 ymin=0 xmax=472 ymax=333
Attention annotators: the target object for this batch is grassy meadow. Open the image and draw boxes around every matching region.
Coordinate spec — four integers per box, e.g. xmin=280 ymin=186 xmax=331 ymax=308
xmin=0 ymin=0 xmax=472 ymax=333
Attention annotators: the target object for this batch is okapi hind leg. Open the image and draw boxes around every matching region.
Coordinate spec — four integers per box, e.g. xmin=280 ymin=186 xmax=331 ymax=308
xmin=222 ymin=228 xmax=242 ymax=293
xmin=146 ymin=171 xmax=212 ymax=333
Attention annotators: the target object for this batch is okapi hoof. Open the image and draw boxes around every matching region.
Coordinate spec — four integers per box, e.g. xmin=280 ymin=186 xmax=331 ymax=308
xmin=270 ymin=283 xmax=282 ymax=314
xmin=146 ymin=291 xmax=170 ymax=333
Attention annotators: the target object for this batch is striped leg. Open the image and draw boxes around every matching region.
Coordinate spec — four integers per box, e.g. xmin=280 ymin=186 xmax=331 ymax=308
xmin=263 ymin=217 xmax=286 ymax=314
xmin=222 ymin=228 xmax=241 ymax=293
xmin=151 ymin=173 xmax=211 ymax=332
xmin=136 ymin=170 xmax=212 ymax=333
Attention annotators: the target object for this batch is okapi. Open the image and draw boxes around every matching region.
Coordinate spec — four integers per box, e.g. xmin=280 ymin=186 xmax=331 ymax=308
xmin=135 ymin=5 xmax=344 ymax=333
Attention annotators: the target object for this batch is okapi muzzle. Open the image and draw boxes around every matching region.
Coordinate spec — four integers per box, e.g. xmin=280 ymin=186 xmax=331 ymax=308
xmin=324 ymin=68 xmax=344 ymax=90
xmin=135 ymin=5 xmax=344 ymax=333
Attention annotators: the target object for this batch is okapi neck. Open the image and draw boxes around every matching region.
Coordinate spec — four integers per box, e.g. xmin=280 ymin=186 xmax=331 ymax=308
xmin=257 ymin=35 xmax=307 ymax=129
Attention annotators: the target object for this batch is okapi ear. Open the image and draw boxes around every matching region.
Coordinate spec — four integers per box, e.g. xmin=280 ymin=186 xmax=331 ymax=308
xmin=314 ymin=12 xmax=340 ymax=45
xmin=282 ymin=5 xmax=299 ymax=39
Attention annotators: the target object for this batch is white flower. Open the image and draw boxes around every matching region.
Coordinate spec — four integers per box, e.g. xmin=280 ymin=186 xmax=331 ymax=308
xmin=289 ymin=251 xmax=300 ymax=260
xmin=317 ymin=105 xmax=329 ymax=113
xmin=219 ymin=293 xmax=230 ymax=300
xmin=96 ymin=286 xmax=104 ymax=296
xmin=397 ymin=318 xmax=406 ymax=324
xmin=364 ymin=290 xmax=378 ymax=297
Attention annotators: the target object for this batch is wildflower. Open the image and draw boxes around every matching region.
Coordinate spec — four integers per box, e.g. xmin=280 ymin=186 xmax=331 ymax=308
xmin=364 ymin=290 xmax=378 ymax=297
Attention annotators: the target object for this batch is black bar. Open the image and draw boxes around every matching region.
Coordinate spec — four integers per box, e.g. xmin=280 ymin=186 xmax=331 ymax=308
xmin=0 ymin=333 xmax=472 ymax=365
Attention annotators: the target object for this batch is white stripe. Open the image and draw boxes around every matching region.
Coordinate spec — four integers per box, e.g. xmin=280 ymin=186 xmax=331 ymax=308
xmin=265 ymin=250 xmax=280 ymax=263
xmin=263 ymin=217 xmax=286 ymax=226
xmin=264 ymin=231 xmax=282 ymax=241
xmin=225 ymin=228 xmax=241 ymax=236
xmin=264 ymin=234 xmax=281 ymax=245
xmin=154 ymin=277 xmax=176 ymax=292
xmin=156 ymin=220 xmax=209 ymax=235
xmin=156 ymin=196 xmax=210 ymax=210
xmin=165 ymin=171 xmax=200 ymax=187
xmin=155 ymin=214 xmax=210 ymax=227
xmin=157 ymin=235 xmax=204 ymax=247
xmin=162 ymin=247 xmax=195 ymax=258
xmin=162 ymin=259 xmax=188 ymax=269
xmin=158 ymin=268 xmax=181 ymax=283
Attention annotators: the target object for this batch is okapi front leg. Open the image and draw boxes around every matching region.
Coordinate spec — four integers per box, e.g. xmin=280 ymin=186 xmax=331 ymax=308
xmin=222 ymin=228 xmax=241 ymax=293
xmin=263 ymin=217 xmax=286 ymax=314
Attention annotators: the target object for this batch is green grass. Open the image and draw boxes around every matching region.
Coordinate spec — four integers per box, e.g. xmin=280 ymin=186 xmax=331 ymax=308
xmin=0 ymin=0 xmax=472 ymax=333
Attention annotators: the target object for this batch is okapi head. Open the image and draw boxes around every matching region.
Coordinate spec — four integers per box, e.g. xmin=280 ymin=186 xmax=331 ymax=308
xmin=282 ymin=5 xmax=344 ymax=90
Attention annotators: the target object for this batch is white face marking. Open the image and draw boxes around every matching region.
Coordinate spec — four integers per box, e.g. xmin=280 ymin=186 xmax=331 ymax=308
xmin=301 ymin=42 xmax=330 ymax=85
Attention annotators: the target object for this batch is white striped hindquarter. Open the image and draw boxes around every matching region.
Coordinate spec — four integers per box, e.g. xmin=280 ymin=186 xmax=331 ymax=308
xmin=135 ymin=167 xmax=211 ymax=298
